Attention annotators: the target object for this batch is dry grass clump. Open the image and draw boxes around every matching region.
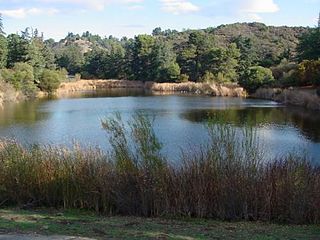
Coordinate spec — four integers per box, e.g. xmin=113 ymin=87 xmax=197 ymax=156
xmin=0 ymin=113 xmax=319 ymax=224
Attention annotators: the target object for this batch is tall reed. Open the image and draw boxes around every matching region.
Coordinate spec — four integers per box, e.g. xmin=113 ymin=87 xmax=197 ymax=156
xmin=0 ymin=113 xmax=319 ymax=224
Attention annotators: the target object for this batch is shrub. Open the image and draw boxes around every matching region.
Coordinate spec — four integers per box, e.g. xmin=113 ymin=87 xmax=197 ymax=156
xmin=200 ymin=71 xmax=215 ymax=83
xmin=38 ymin=69 xmax=62 ymax=93
xmin=240 ymin=66 xmax=275 ymax=93
xmin=178 ymin=73 xmax=189 ymax=83
xmin=0 ymin=63 xmax=37 ymax=97
xmin=291 ymin=60 xmax=320 ymax=86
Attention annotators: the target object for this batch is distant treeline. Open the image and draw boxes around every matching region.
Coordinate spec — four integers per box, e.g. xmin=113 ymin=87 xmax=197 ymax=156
xmin=0 ymin=14 xmax=320 ymax=96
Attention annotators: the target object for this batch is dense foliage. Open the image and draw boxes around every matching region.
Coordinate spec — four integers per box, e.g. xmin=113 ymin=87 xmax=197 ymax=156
xmin=0 ymin=13 xmax=320 ymax=95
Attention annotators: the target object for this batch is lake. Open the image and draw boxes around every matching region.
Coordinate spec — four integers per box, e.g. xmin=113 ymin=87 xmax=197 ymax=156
xmin=0 ymin=89 xmax=319 ymax=163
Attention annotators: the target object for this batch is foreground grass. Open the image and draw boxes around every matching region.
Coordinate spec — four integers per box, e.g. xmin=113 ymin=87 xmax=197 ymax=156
xmin=0 ymin=209 xmax=319 ymax=240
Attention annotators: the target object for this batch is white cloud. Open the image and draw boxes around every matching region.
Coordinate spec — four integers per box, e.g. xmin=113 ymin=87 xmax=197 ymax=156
xmin=160 ymin=0 xmax=200 ymax=15
xmin=1 ymin=7 xmax=59 ymax=18
xmin=234 ymin=0 xmax=279 ymax=22
xmin=240 ymin=0 xmax=279 ymax=13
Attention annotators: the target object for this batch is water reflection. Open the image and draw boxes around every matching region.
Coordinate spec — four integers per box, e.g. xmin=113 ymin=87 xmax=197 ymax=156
xmin=181 ymin=107 xmax=320 ymax=142
xmin=0 ymin=92 xmax=319 ymax=162
xmin=0 ymin=100 xmax=50 ymax=127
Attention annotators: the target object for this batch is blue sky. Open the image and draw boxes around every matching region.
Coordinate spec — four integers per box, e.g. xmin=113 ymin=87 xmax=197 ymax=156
xmin=0 ymin=0 xmax=319 ymax=40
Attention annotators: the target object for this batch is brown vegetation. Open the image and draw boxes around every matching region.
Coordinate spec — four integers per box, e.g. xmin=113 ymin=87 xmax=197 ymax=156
xmin=0 ymin=80 xmax=25 ymax=108
xmin=56 ymin=80 xmax=246 ymax=97
xmin=253 ymin=87 xmax=320 ymax=110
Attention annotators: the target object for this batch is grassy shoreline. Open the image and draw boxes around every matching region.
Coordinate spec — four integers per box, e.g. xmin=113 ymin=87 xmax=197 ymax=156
xmin=0 ymin=208 xmax=320 ymax=239
xmin=56 ymin=80 xmax=245 ymax=97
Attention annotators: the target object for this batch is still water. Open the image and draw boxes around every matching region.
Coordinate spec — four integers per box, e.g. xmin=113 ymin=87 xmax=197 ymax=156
xmin=0 ymin=90 xmax=319 ymax=162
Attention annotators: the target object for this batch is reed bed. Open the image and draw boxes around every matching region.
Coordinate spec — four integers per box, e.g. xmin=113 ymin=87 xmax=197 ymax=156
xmin=0 ymin=113 xmax=319 ymax=224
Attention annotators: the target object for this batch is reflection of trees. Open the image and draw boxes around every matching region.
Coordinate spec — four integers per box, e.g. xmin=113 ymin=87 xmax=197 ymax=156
xmin=0 ymin=100 xmax=49 ymax=127
xmin=284 ymin=107 xmax=320 ymax=142
xmin=66 ymin=89 xmax=147 ymax=99
xmin=182 ymin=107 xmax=320 ymax=142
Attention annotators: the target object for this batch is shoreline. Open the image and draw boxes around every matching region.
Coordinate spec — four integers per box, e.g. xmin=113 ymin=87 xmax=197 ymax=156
xmin=56 ymin=79 xmax=246 ymax=98
xmin=2 ymin=79 xmax=320 ymax=111
xmin=253 ymin=87 xmax=320 ymax=111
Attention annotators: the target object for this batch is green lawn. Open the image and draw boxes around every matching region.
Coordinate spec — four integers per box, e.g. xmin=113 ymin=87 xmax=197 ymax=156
xmin=0 ymin=209 xmax=319 ymax=239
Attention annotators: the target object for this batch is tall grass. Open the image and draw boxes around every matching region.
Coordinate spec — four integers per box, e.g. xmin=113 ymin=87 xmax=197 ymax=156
xmin=0 ymin=113 xmax=319 ymax=224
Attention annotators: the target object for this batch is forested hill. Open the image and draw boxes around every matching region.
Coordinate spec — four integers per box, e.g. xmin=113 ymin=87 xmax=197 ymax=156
xmin=50 ymin=22 xmax=309 ymax=81
xmin=1 ymin=17 xmax=319 ymax=96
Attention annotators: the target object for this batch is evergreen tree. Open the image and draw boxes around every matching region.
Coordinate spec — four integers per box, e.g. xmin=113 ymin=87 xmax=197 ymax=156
xmin=6 ymin=34 xmax=28 ymax=67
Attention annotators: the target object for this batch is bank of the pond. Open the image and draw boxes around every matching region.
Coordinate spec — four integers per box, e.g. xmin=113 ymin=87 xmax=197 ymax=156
xmin=56 ymin=80 xmax=246 ymax=97
xmin=253 ymin=87 xmax=320 ymax=110
xmin=0 ymin=81 xmax=25 ymax=109
xmin=0 ymin=209 xmax=319 ymax=240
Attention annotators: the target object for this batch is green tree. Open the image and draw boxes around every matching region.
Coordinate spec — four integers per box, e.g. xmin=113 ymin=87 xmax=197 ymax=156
xmin=38 ymin=69 xmax=62 ymax=93
xmin=1 ymin=62 xmax=37 ymax=97
xmin=6 ymin=34 xmax=28 ymax=67
xmin=82 ymin=47 xmax=109 ymax=79
xmin=131 ymin=34 xmax=155 ymax=81
xmin=177 ymin=31 xmax=215 ymax=81
xmin=239 ymin=66 xmax=275 ymax=92
xmin=235 ymin=36 xmax=258 ymax=79
xmin=297 ymin=28 xmax=320 ymax=61
xmin=291 ymin=60 xmax=320 ymax=86
xmin=152 ymin=39 xmax=180 ymax=82
xmin=56 ymin=44 xmax=84 ymax=75
xmin=203 ymin=43 xmax=240 ymax=83
xmin=0 ymin=36 xmax=7 ymax=68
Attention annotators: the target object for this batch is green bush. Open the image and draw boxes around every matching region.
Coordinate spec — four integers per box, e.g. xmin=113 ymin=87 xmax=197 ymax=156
xmin=38 ymin=69 xmax=62 ymax=93
xmin=239 ymin=66 xmax=275 ymax=93
xmin=200 ymin=71 xmax=215 ymax=83
xmin=177 ymin=73 xmax=189 ymax=83
xmin=0 ymin=62 xmax=37 ymax=97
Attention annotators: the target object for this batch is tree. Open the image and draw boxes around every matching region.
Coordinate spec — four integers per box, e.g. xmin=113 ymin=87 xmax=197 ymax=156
xmin=235 ymin=36 xmax=258 ymax=79
xmin=297 ymin=28 xmax=320 ymax=61
xmin=131 ymin=34 xmax=155 ymax=81
xmin=1 ymin=62 xmax=37 ymax=96
xmin=239 ymin=66 xmax=275 ymax=92
xmin=202 ymin=43 xmax=240 ymax=83
xmin=26 ymin=37 xmax=46 ymax=81
xmin=151 ymin=39 xmax=180 ymax=82
xmin=291 ymin=60 xmax=320 ymax=86
xmin=152 ymin=27 xmax=162 ymax=36
xmin=6 ymin=34 xmax=28 ymax=67
xmin=38 ymin=69 xmax=62 ymax=93
xmin=82 ymin=47 xmax=108 ymax=79
xmin=56 ymin=44 xmax=84 ymax=74
xmin=0 ymin=36 xmax=7 ymax=68
xmin=177 ymin=31 xmax=215 ymax=81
